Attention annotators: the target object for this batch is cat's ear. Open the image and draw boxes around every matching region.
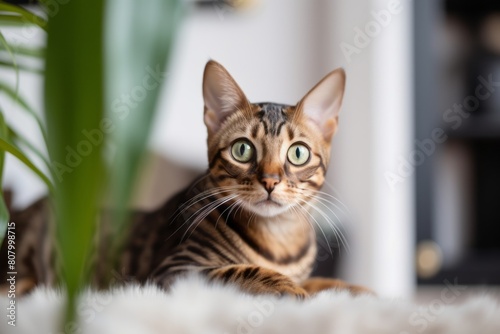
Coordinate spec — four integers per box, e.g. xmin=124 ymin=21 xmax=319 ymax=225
xmin=203 ymin=60 xmax=250 ymax=135
xmin=298 ymin=68 xmax=346 ymax=142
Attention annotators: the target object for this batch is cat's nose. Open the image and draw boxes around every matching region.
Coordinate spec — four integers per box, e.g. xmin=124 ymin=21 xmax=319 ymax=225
xmin=260 ymin=174 xmax=280 ymax=194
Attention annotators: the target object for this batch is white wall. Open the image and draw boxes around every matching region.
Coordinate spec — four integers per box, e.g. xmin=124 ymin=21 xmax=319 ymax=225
xmin=327 ymin=0 xmax=415 ymax=297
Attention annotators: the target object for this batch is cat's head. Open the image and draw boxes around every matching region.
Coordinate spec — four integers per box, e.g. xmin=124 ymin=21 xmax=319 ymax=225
xmin=203 ymin=61 xmax=345 ymax=217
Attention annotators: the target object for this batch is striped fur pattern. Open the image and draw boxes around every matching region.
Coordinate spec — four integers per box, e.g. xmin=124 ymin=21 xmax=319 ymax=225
xmin=1 ymin=61 xmax=370 ymax=298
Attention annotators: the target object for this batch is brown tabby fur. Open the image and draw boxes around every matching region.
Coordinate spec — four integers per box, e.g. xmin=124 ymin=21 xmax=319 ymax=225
xmin=1 ymin=61 xmax=371 ymax=298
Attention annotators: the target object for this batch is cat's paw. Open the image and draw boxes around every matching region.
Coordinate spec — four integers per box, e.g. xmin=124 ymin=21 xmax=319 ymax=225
xmin=0 ymin=277 xmax=36 ymax=297
xmin=259 ymin=275 xmax=309 ymax=299
xmin=206 ymin=265 xmax=309 ymax=299
xmin=301 ymin=277 xmax=375 ymax=296
xmin=248 ymin=282 xmax=308 ymax=299
xmin=272 ymin=284 xmax=309 ymax=299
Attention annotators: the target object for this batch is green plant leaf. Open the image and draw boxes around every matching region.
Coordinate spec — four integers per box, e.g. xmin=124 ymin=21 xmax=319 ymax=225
xmin=8 ymin=125 xmax=50 ymax=170
xmin=0 ymin=111 xmax=9 ymax=248
xmin=0 ymin=14 xmax=30 ymax=27
xmin=0 ymin=194 xmax=8 ymax=249
xmin=105 ymin=0 xmax=182 ymax=269
xmin=0 ymin=81 xmax=48 ymax=144
xmin=0 ymin=3 xmax=47 ymax=31
xmin=44 ymin=0 xmax=105 ymax=325
xmin=0 ymin=59 xmax=43 ymax=73
xmin=0 ymin=112 xmax=6 ymax=188
xmin=0 ymin=43 xmax=44 ymax=58
xmin=0 ymin=136 xmax=53 ymax=192
xmin=0 ymin=31 xmax=19 ymax=93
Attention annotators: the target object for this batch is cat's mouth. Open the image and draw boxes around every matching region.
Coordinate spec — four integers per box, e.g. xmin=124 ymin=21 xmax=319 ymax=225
xmin=255 ymin=197 xmax=282 ymax=207
xmin=247 ymin=195 xmax=291 ymax=217
xmin=249 ymin=198 xmax=291 ymax=217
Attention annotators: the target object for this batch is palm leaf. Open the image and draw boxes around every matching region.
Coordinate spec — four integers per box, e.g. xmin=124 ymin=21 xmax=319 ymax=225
xmin=0 ymin=43 xmax=44 ymax=58
xmin=0 ymin=136 xmax=53 ymax=192
xmin=8 ymin=125 xmax=50 ymax=170
xmin=0 ymin=59 xmax=43 ymax=73
xmin=105 ymin=0 xmax=182 ymax=270
xmin=0 ymin=2 xmax=47 ymax=31
xmin=0 ymin=81 xmax=48 ymax=144
xmin=0 ymin=13 xmax=29 ymax=27
xmin=0 ymin=111 xmax=9 ymax=248
xmin=44 ymin=0 xmax=105 ymax=325
xmin=0 ymin=31 xmax=19 ymax=93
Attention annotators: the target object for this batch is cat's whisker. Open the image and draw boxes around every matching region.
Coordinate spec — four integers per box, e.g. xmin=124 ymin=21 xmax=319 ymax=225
xmin=169 ymin=189 xmax=231 ymax=222
xmin=181 ymin=184 xmax=244 ymax=204
xmin=302 ymin=193 xmax=350 ymax=233
xmin=322 ymin=179 xmax=350 ymax=205
xmin=237 ymin=200 xmax=245 ymax=221
xmin=297 ymin=192 xmax=351 ymax=245
xmin=295 ymin=201 xmax=333 ymax=256
xmin=299 ymin=198 xmax=350 ymax=254
xmin=297 ymin=200 xmax=333 ymax=255
xmin=186 ymin=173 xmax=211 ymax=194
xmin=296 ymin=184 xmax=350 ymax=209
xmin=298 ymin=187 xmax=351 ymax=217
xmin=229 ymin=199 xmax=244 ymax=220
xmin=246 ymin=203 xmax=257 ymax=226
xmin=295 ymin=203 xmax=328 ymax=257
xmin=312 ymin=194 xmax=350 ymax=219
xmin=312 ymin=188 xmax=352 ymax=216
xmin=310 ymin=200 xmax=351 ymax=251
xmin=168 ymin=186 xmax=245 ymax=226
xmin=167 ymin=192 xmax=237 ymax=241
xmin=214 ymin=197 xmax=241 ymax=230
xmin=183 ymin=188 xmax=239 ymax=210
xmin=183 ymin=195 xmax=238 ymax=242
xmin=180 ymin=185 xmax=243 ymax=209
xmin=187 ymin=194 xmax=236 ymax=228
xmin=290 ymin=205 xmax=307 ymax=236
xmin=236 ymin=195 xmax=251 ymax=220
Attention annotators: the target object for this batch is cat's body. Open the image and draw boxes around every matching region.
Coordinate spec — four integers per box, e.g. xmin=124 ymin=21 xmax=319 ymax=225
xmin=1 ymin=61 xmax=370 ymax=297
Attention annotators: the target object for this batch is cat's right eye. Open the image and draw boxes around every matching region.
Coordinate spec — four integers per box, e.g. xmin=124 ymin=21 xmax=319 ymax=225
xmin=231 ymin=140 xmax=254 ymax=163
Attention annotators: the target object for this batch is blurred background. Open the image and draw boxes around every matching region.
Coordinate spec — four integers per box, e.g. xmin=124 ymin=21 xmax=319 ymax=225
xmin=2 ymin=0 xmax=499 ymax=299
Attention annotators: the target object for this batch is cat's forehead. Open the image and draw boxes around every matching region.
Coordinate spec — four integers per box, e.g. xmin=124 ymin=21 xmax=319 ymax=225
xmin=253 ymin=102 xmax=292 ymax=137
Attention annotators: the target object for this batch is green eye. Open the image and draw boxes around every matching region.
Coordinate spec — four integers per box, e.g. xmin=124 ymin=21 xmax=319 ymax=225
xmin=231 ymin=140 xmax=254 ymax=163
xmin=287 ymin=143 xmax=310 ymax=166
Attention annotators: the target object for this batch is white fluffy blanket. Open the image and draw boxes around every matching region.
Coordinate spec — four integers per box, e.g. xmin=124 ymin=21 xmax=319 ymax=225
xmin=2 ymin=275 xmax=500 ymax=334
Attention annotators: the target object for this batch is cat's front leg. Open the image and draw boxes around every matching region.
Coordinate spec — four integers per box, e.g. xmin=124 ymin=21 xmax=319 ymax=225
xmin=202 ymin=264 xmax=308 ymax=299
xmin=301 ymin=277 xmax=374 ymax=296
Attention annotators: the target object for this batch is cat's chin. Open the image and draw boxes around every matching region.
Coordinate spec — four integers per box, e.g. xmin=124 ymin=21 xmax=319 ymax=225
xmin=245 ymin=200 xmax=291 ymax=218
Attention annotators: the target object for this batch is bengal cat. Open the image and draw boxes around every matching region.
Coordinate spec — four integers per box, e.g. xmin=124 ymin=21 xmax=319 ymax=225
xmin=1 ymin=61 xmax=370 ymax=298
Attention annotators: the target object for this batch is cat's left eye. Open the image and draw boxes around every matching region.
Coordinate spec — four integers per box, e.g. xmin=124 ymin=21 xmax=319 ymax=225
xmin=287 ymin=144 xmax=310 ymax=166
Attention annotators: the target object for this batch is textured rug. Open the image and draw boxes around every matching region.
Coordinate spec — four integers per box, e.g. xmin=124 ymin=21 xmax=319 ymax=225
xmin=2 ymin=275 xmax=500 ymax=334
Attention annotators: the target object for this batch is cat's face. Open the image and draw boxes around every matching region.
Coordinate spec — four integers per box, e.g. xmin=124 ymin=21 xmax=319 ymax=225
xmin=203 ymin=61 xmax=345 ymax=217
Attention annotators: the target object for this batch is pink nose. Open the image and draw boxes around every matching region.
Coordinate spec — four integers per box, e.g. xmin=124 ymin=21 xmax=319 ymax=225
xmin=261 ymin=174 xmax=280 ymax=193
